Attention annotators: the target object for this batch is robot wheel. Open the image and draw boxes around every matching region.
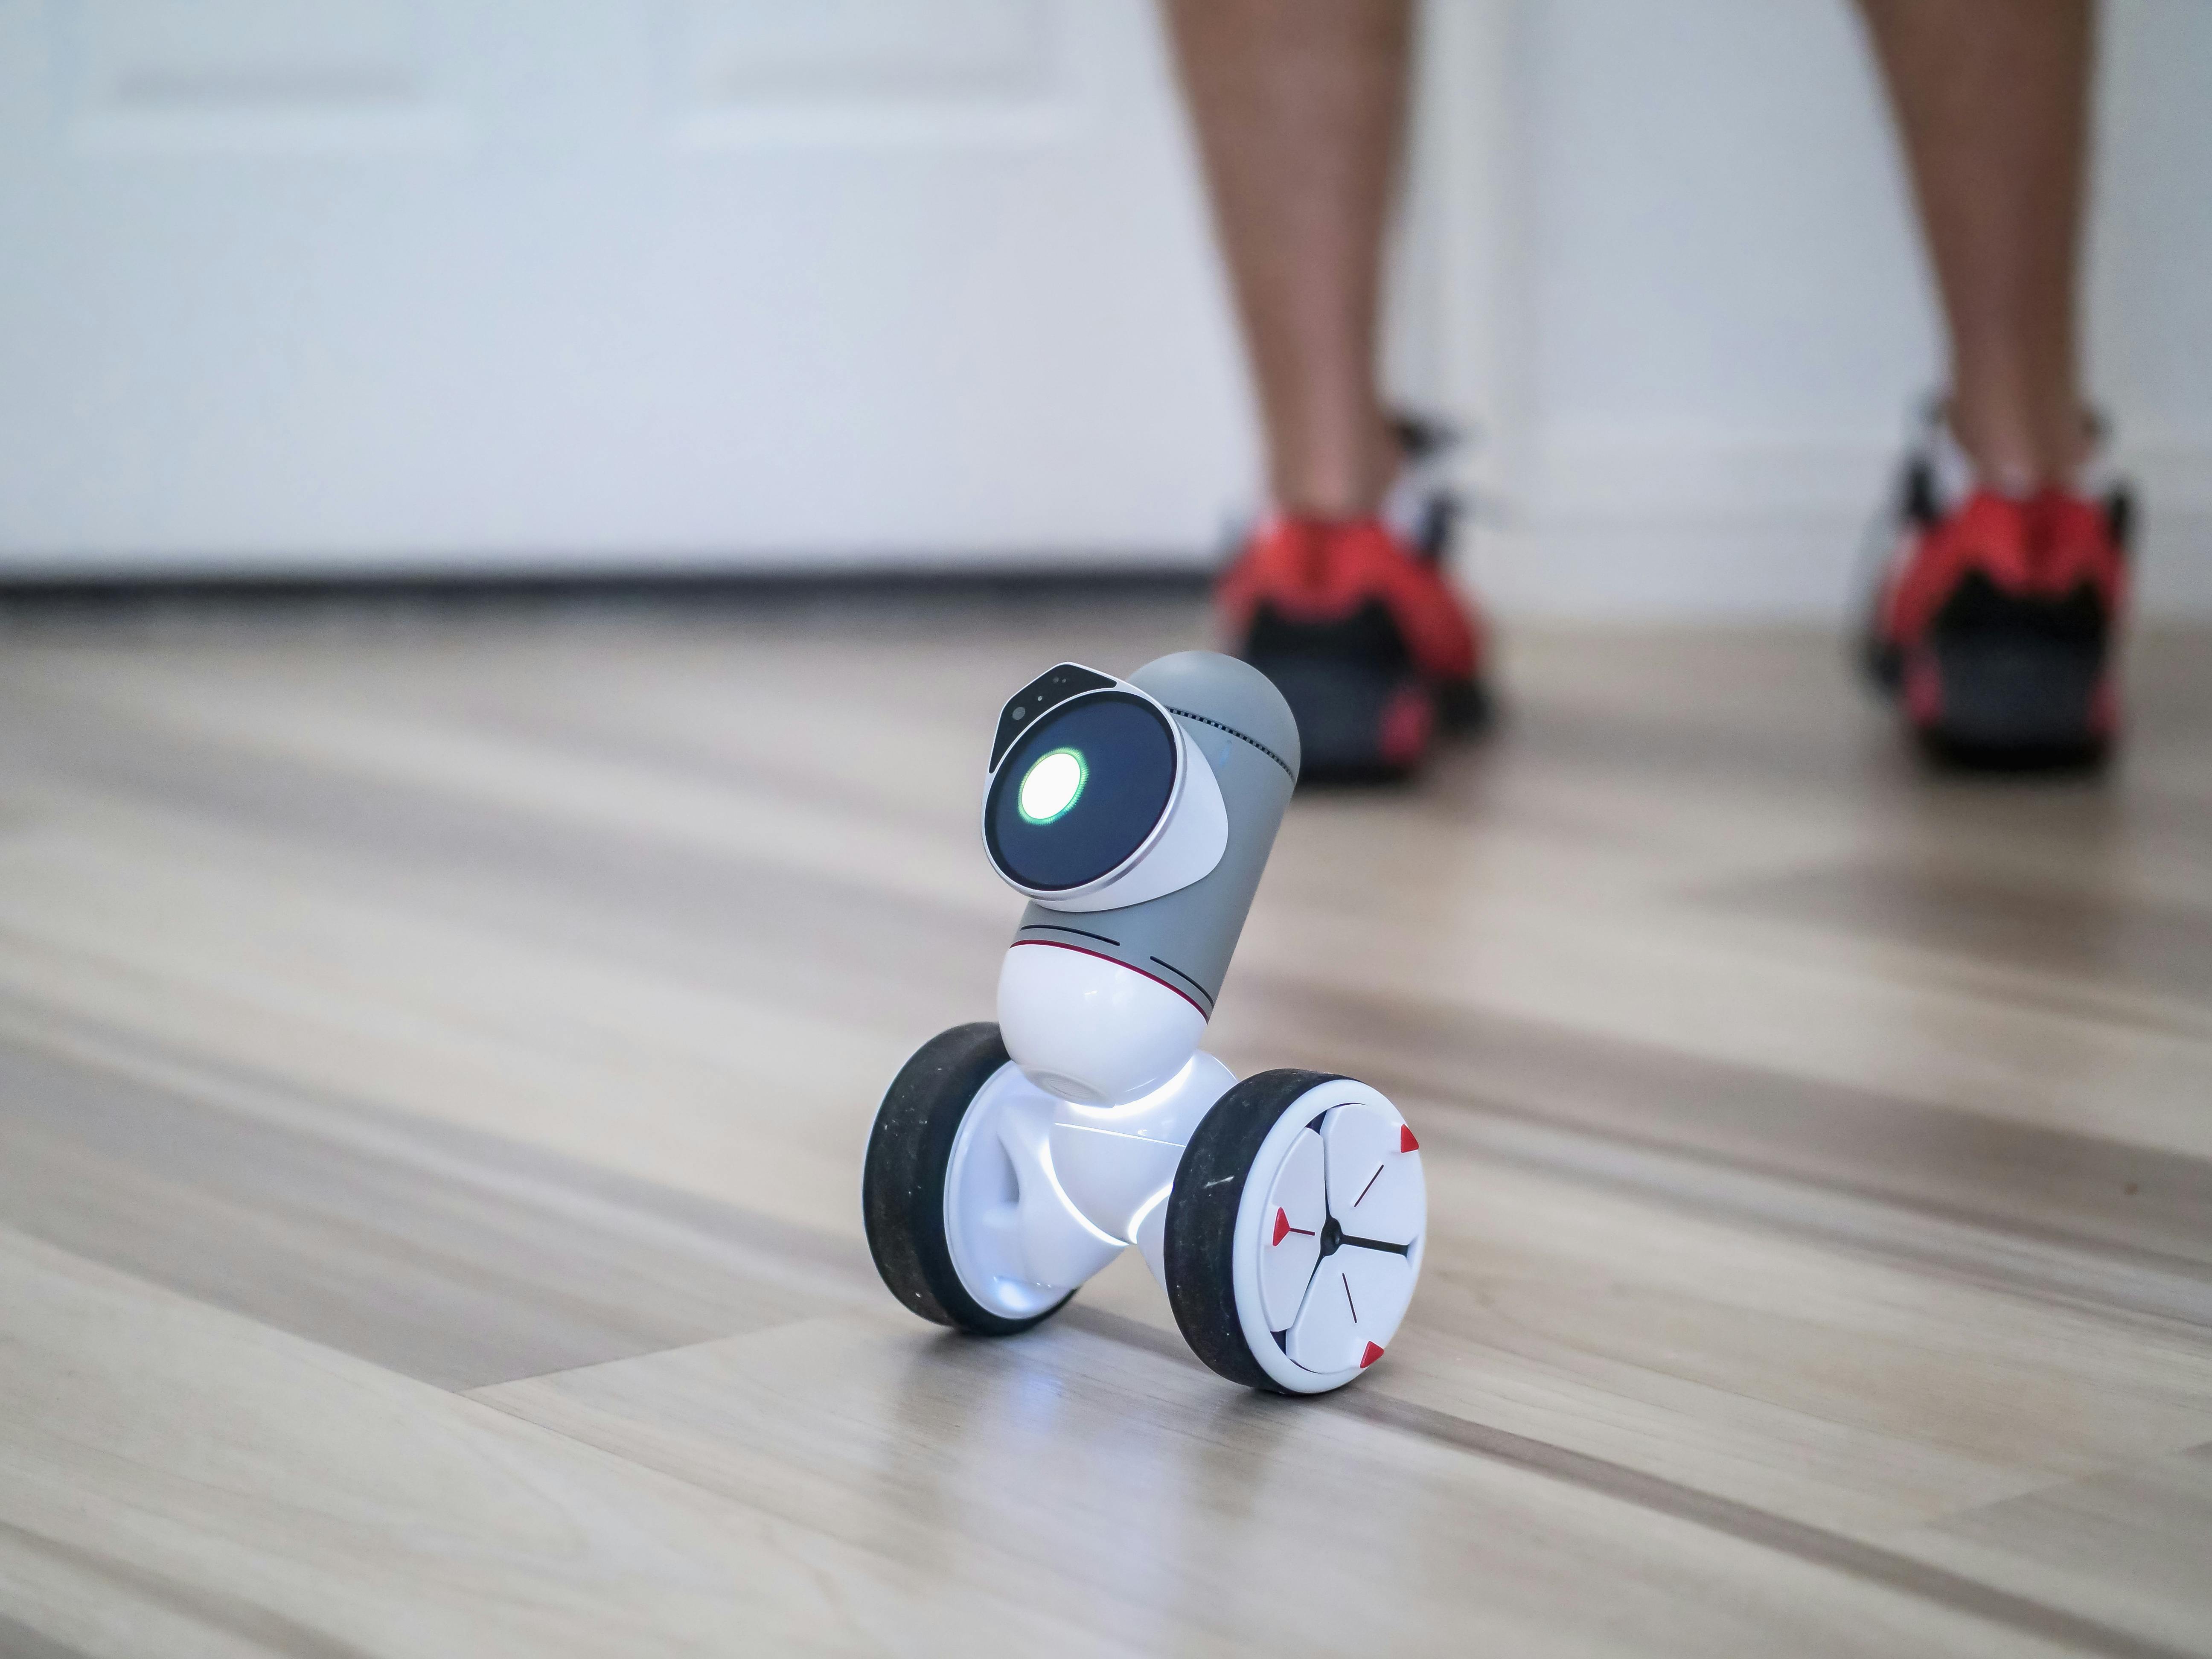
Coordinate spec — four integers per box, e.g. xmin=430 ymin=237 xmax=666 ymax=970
xmin=1165 ymin=1071 xmax=1426 ymax=1394
xmin=861 ymin=1022 xmax=1077 ymax=1336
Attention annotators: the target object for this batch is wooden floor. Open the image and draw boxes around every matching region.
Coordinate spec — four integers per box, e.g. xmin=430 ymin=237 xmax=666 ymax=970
xmin=2 ymin=591 xmax=2209 ymax=1657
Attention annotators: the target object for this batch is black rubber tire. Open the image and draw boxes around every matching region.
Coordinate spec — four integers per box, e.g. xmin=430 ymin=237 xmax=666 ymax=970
xmin=1163 ymin=1068 xmax=1344 ymax=1393
xmin=862 ymin=1022 xmax=1074 ymax=1336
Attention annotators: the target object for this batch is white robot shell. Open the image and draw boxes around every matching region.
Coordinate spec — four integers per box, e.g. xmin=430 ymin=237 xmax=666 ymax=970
xmin=996 ymin=943 xmax=1205 ymax=1107
xmin=859 ymin=652 xmax=1428 ymax=1398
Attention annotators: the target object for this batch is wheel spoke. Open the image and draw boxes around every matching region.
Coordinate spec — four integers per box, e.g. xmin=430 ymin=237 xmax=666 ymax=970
xmin=1321 ymin=1104 xmax=1425 ymax=1249
xmin=1284 ymin=1247 xmax=1415 ymax=1374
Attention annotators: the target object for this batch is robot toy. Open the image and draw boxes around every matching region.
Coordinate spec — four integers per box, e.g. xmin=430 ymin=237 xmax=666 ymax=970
xmin=862 ymin=652 xmax=1426 ymax=1393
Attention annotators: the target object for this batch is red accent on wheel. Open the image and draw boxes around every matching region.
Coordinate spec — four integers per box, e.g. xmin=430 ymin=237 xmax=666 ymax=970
xmin=1360 ymin=1342 xmax=1384 ymax=1368
xmin=1272 ymin=1207 xmax=1291 ymax=1246
xmin=1399 ymin=1125 xmax=1420 ymax=1153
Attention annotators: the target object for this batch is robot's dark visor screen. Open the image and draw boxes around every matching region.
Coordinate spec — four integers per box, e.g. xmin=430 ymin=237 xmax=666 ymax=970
xmin=986 ymin=691 xmax=1178 ymax=892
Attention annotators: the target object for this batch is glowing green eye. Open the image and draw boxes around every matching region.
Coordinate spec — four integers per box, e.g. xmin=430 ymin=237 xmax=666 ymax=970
xmin=1017 ymin=747 xmax=1087 ymax=824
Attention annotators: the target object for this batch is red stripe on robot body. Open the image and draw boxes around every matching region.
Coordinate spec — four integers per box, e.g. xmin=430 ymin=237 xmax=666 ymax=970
xmin=1007 ymin=937 xmax=1211 ymax=1018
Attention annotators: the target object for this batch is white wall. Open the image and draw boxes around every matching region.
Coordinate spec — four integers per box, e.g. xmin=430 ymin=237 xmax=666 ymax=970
xmin=1435 ymin=0 xmax=2212 ymax=618
xmin=0 ymin=0 xmax=1256 ymax=576
xmin=2 ymin=0 xmax=2206 ymax=615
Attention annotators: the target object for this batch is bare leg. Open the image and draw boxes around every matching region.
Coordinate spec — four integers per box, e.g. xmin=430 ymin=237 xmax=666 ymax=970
xmin=1164 ymin=0 xmax=1411 ymax=518
xmin=1858 ymin=0 xmax=2096 ymax=491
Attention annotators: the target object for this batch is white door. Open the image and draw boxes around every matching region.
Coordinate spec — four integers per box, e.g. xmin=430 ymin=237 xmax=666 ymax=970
xmin=0 ymin=0 xmax=1259 ymax=576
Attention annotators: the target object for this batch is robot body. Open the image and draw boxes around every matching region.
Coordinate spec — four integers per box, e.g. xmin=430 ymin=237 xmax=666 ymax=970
xmin=994 ymin=652 xmax=1297 ymax=1105
xmin=864 ymin=651 xmax=1426 ymax=1395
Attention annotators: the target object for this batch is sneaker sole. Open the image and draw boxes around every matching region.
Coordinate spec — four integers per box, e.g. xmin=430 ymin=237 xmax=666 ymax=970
xmin=1863 ymin=571 xmax=2115 ymax=772
xmin=1248 ymin=655 xmax=1429 ymax=782
xmin=1435 ymin=675 xmax=1492 ymax=736
xmin=1913 ymin=633 xmax=2110 ymax=772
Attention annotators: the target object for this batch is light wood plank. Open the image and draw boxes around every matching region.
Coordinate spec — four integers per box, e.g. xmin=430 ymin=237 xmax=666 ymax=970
xmin=480 ymin=1307 xmax=2114 ymax=1659
xmin=1066 ymin=1131 xmax=2212 ymax=1542
xmin=0 ymin=1224 xmax=1144 ymax=1659
xmin=0 ymin=1030 xmax=872 ymax=1389
xmin=1889 ymin=1443 xmax=2212 ymax=1654
xmin=0 ymin=607 xmax=2206 ymax=1653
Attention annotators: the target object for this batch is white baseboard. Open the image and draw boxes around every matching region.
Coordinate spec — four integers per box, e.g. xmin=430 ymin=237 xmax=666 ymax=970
xmin=1462 ymin=432 xmax=2212 ymax=620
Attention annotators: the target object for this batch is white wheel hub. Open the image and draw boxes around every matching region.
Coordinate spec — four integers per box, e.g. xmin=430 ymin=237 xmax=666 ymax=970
xmin=1234 ymin=1082 xmax=1425 ymax=1393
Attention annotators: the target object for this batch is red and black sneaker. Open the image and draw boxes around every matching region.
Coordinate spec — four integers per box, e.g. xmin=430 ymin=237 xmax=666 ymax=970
xmin=1864 ymin=460 xmax=2131 ymax=770
xmin=1217 ymin=514 xmax=1488 ymax=780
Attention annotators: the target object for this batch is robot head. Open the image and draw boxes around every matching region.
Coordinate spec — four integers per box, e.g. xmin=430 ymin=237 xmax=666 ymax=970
xmin=981 ymin=663 xmax=1227 ymax=915
xmin=983 ymin=655 xmax=1296 ymax=1107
